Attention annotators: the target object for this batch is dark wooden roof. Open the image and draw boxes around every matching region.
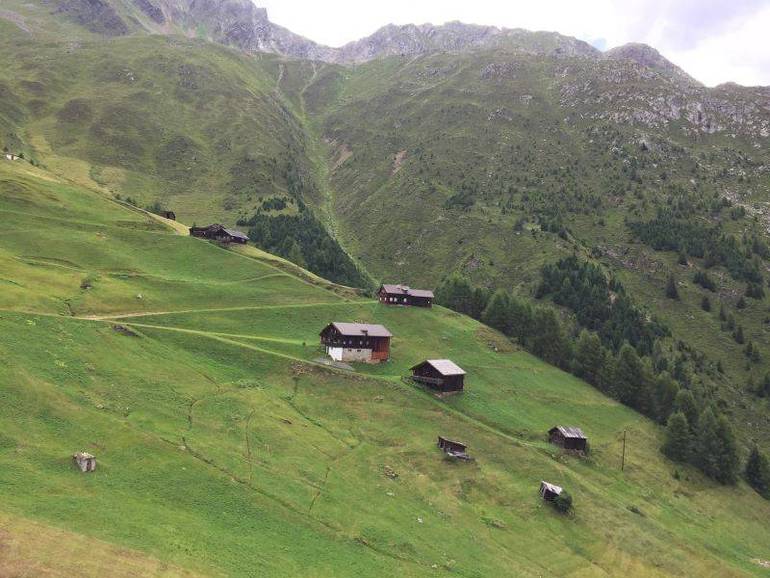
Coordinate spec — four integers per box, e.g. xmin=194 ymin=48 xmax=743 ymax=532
xmin=548 ymin=426 xmax=586 ymax=439
xmin=222 ymin=228 xmax=249 ymax=240
xmin=379 ymin=284 xmax=434 ymax=298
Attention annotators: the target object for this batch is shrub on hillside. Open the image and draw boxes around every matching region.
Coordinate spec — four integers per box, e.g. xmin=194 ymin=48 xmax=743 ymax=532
xmin=553 ymin=491 xmax=573 ymax=514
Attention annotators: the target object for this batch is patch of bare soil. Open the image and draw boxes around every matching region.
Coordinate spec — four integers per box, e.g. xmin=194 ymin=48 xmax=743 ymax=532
xmin=391 ymin=149 xmax=407 ymax=175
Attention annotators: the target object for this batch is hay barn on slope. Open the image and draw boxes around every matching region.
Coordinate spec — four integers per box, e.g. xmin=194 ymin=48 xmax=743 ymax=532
xmin=548 ymin=426 xmax=587 ymax=451
xmin=411 ymin=359 xmax=466 ymax=392
xmin=190 ymin=224 xmax=249 ymax=244
xmin=378 ymin=284 xmax=434 ymax=307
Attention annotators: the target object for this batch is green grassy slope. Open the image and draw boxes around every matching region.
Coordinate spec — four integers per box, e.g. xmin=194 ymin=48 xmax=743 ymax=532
xmin=1 ymin=150 xmax=770 ymax=577
xmin=0 ymin=19 xmax=311 ymax=227
xmin=3 ymin=2 xmax=770 ymax=456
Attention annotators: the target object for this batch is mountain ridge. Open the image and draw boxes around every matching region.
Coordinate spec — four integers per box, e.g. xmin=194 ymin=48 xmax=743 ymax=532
xmin=14 ymin=0 xmax=753 ymax=86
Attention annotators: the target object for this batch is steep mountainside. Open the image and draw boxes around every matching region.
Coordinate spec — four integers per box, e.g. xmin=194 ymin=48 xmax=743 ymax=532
xmin=2 ymin=145 xmax=770 ymax=577
xmin=1 ymin=0 xmax=770 ymax=463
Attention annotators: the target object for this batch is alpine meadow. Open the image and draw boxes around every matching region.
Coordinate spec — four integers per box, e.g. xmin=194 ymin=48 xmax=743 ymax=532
xmin=1 ymin=0 xmax=770 ymax=576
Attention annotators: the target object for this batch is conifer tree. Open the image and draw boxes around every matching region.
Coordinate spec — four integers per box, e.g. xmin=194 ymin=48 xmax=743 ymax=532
xmin=673 ymin=389 xmax=699 ymax=433
xmin=530 ymin=307 xmax=571 ymax=368
xmin=666 ymin=273 xmax=680 ymax=300
xmin=614 ymin=344 xmax=644 ymax=408
xmin=662 ymin=411 xmax=692 ymax=462
xmin=573 ymin=330 xmax=604 ymax=384
xmin=695 ymin=408 xmax=739 ymax=484
xmin=654 ymin=371 xmax=679 ymax=423
xmin=481 ymin=289 xmax=511 ymax=334
xmin=701 ymin=295 xmax=711 ymax=311
xmin=745 ymin=445 xmax=770 ymax=499
xmin=714 ymin=413 xmax=740 ymax=484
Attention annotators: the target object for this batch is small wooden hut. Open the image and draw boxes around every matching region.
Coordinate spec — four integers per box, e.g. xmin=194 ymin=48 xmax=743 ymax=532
xmin=548 ymin=426 xmax=587 ymax=451
xmin=540 ymin=481 xmax=563 ymax=501
xmin=160 ymin=210 xmax=176 ymax=220
xmin=437 ymin=436 xmax=471 ymax=460
xmin=73 ymin=452 xmax=96 ymax=472
xmin=411 ymin=359 xmax=466 ymax=392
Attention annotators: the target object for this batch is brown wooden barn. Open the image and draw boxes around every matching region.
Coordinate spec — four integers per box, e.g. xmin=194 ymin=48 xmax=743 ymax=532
xmin=540 ymin=480 xmax=563 ymax=501
xmin=73 ymin=452 xmax=96 ymax=472
xmin=319 ymin=322 xmax=392 ymax=363
xmin=377 ymin=284 xmax=434 ymax=307
xmin=189 ymin=224 xmax=249 ymax=244
xmin=160 ymin=210 xmax=176 ymax=220
xmin=411 ymin=359 xmax=466 ymax=392
xmin=437 ymin=436 xmax=471 ymax=460
xmin=548 ymin=426 xmax=587 ymax=451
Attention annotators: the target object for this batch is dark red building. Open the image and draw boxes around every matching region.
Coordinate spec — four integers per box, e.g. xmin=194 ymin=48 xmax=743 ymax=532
xmin=411 ymin=359 xmax=466 ymax=392
xmin=319 ymin=322 xmax=392 ymax=363
xmin=378 ymin=284 xmax=434 ymax=307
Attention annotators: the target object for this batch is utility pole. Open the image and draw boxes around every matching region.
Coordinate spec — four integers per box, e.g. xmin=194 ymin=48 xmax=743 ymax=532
xmin=621 ymin=429 xmax=627 ymax=472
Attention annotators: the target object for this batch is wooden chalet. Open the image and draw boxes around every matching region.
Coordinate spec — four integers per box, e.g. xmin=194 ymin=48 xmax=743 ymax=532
xmin=319 ymin=322 xmax=392 ymax=363
xmin=540 ymin=480 xmax=563 ymax=501
xmin=378 ymin=284 xmax=434 ymax=307
xmin=159 ymin=210 xmax=176 ymax=220
xmin=189 ymin=224 xmax=249 ymax=244
xmin=548 ymin=426 xmax=587 ymax=451
xmin=411 ymin=359 xmax=466 ymax=392
xmin=437 ymin=436 xmax=471 ymax=460
xmin=73 ymin=452 xmax=96 ymax=473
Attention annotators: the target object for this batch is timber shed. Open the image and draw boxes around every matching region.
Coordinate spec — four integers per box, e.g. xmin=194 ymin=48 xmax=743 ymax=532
xmin=160 ymin=210 xmax=176 ymax=220
xmin=540 ymin=481 xmax=562 ymax=501
xmin=319 ymin=322 xmax=392 ymax=363
xmin=378 ymin=284 xmax=434 ymax=307
xmin=190 ymin=224 xmax=249 ymax=244
xmin=437 ymin=436 xmax=471 ymax=460
xmin=73 ymin=452 xmax=96 ymax=472
xmin=548 ymin=426 xmax=587 ymax=451
xmin=411 ymin=359 xmax=466 ymax=392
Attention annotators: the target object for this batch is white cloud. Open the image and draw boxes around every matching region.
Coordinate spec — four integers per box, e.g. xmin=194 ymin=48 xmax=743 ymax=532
xmin=256 ymin=0 xmax=770 ymax=86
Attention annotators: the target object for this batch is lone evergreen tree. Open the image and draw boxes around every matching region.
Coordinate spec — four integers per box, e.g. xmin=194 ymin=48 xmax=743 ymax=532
xmin=701 ymin=295 xmax=711 ymax=312
xmin=553 ymin=490 xmax=573 ymax=513
xmin=666 ymin=273 xmax=680 ymax=300
xmin=662 ymin=411 xmax=692 ymax=462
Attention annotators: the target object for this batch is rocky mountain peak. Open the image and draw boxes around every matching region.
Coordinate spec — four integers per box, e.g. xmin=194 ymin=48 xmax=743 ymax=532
xmin=603 ymin=42 xmax=696 ymax=83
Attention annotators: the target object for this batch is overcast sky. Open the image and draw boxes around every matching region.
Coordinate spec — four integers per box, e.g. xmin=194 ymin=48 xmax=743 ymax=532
xmin=258 ymin=0 xmax=770 ymax=87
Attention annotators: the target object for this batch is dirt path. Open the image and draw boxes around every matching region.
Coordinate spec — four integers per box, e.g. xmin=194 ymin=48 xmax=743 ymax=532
xmin=78 ymin=300 xmax=375 ymax=321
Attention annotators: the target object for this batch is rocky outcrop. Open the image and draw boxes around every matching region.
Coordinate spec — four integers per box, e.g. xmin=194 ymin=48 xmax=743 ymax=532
xmin=133 ymin=0 xmax=164 ymax=24
xmin=603 ymin=43 xmax=696 ymax=84
xmin=56 ymin=0 xmax=129 ymax=36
